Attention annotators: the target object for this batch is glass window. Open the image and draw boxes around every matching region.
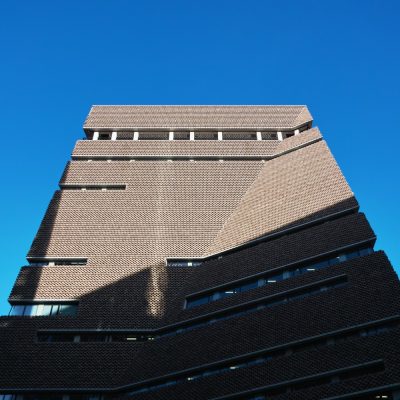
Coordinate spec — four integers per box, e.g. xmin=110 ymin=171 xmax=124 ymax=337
xmin=220 ymin=290 xmax=235 ymax=298
xmin=360 ymin=248 xmax=373 ymax=256
xmin=186 ymin=296 xmax=209 ymax=309
xmin=10 ymin=305 xmax=25 ymax=316
xmin=240 ymin=281 xmax=258 ymax=292
xmin=23 ymin=305 xmax=33 ymax=316
xmin=59 ymin=304 xmax=77 ymax=316
xmin=282 ymin=270 xmax=293 ymax=279
xmin=29 ymin=305 xmax=39 ymax=316
xmin=329 ymin=257 xmax=340 ymax=266
xmin=313 ymin=260 xmax=329 ymax=270
xmin=42 ymin=304 xmax=52 ymax=316
xmin=51 ymin=304 xmax=60 ymax=315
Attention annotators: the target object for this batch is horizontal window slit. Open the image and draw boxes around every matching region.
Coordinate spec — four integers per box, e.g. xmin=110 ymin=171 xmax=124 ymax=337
xmin=61 ymin=185 xmax=126 ymax=191
xmin=9 ymin=302 xmax=78 ymax=317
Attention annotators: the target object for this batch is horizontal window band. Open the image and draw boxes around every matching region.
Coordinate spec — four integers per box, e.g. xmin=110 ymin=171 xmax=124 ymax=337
xmin=72 ymin=136 xmax=322 ymax=161
xmin=4 ymin=360 xmax=387 ymax=398
xmin=185 ymin=246 xmax=373 ymax=309
xmin=60 ymin=185 xmax=126 ymax=191
xmin=35 ymin=317 xmax=400 ymax=397
xmin=167 ymin=260 xmax=203 ymax=268
xmin=212 ymin=360 xmax=385 ymax=400
xmin=8 ymin=302 xmax=78 ymax=317
xmin=37 ymin=276 xmax=348 ymax=343
xmin=27 ymin=258 xmax=87 ymax=267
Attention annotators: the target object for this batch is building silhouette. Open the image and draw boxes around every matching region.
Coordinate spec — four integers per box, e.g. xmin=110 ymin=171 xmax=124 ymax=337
xmin=1 ymin=105 xmax=400 ymax=400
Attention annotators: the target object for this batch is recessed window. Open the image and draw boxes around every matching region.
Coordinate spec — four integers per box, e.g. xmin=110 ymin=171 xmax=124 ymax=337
xmin=116 ymin=132 xmax=134 ymax=140
xmin=139 ymin=132 xmax=169 ymax=140
xmin=223 ymin=132 xmax=257 ymax=140
xmin=28 ymin=258 xmax=87 ymax=267
xmin=62 ymin=185 xmax=126 ymax=191
xmin=261 ymin=132 xmax=278 ymax=140
xmin=9 ymin=302 xmax=78 ymax=317
xmin=174 ymin=132 xmax=190 ymax=140
xmin=98 ymin=133 xmax=111 ymax=140
xmin=194 ymin=132 xmax=218 ymax=140
xmin=167 ymin=260 xmax=202 ymax=267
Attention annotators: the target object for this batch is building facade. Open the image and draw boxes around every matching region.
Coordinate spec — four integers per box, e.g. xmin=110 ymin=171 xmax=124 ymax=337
xmin=1 ymin=105 xmax=400 ymax=400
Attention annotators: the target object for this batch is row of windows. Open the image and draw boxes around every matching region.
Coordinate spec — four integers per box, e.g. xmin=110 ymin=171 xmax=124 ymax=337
xmin=186 ymin=247 xmax=373 ymax=309
xmin=90 ymin=130 xmax=303 ymax=141
xmin=61 ymin=185 xmax=126 ymax=191
xmin=245 ymin=361 xmax=385 ymax=399
xmin=125 ymin=319 xmax=397 ymax=396
xmin=38 ymin=332 xmax=155 ymax=343
xmin=167 ymin=260 xmax=203 ymax=267
xmin=38 ymin=277 xmax=347 ymax=343
xmin=0 ymin=359 xmax=390 ymax=400
xmin=9 ymin=303 xmax=78 ymax=317
xmin=28 ymin=259 xmax=87 ymax=267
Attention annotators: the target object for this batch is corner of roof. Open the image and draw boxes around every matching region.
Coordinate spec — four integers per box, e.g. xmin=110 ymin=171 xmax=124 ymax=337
xmin=294 ymin=106 xmax=313 ymax=128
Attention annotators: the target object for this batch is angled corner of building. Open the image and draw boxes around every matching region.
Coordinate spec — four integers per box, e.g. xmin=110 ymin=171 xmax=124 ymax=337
xmin=1 ymin=105 xmax=400 ymax=400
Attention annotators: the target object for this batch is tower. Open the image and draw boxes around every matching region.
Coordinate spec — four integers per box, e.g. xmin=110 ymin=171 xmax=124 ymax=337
xmin=1 ymin=106 xmax=400 ymax=399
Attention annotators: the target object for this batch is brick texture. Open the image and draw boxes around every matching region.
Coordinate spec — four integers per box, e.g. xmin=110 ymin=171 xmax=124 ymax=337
xmin=1 ymin=106 xmax=399 ymax=400
xmin=83 ymin=105 xmax=313 ymax=130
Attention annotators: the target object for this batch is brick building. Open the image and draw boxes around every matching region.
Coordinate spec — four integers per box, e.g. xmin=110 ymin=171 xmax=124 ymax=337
xmin=1 ymin=105 xmax=399 ymax=399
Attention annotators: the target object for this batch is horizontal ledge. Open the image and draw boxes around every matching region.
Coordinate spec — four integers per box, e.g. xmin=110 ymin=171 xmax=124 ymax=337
xmin=83 ymin=123 xmax=312 ymax=131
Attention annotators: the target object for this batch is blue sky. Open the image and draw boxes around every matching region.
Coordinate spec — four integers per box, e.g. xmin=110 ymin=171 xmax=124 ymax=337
xmin=0 ymin=0 xmax=399 ymax=315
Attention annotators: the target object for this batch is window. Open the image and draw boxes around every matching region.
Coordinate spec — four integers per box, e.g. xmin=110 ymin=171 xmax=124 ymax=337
xmin=223 ymin=132 xmax=257 ymax=140
xmin=174 ymin=132 xmax=190 ymax=140
xmin=28 ymin=259 xmax=87 ymax=267
xmin=62 ymin=185 xmax=126 ymax=191
xmin=194 ymin=132 xmax=218 ymax=140
xmin=98 ymin=133 xmax=110 ymax=140
xmin=261 ymin=132 xmax=278 ymax=140
xmin=139 ymin=132 xmax=169 ymax=140
xmin=9 ymin=302 xmax=78 ymax=317
xmin=167 ymin=260 xmax=202 ymax=267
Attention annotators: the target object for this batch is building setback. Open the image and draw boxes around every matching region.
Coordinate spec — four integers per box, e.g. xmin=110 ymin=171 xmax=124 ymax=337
xmin=0 ymin=105 xmax=400 ymax=400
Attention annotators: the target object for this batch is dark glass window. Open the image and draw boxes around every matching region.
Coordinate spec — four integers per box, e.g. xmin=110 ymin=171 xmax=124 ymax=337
xmin=9 ymin=303 xmax=78 ymax=317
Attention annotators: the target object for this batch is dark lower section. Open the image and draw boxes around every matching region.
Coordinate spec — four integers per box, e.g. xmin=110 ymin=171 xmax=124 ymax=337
xmin=1 ymin=213 xmax=400 ymax=400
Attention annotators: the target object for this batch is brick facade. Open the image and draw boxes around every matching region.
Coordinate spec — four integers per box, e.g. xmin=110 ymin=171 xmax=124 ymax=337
xmin=0 ymin=106 xmax=399 ymax=400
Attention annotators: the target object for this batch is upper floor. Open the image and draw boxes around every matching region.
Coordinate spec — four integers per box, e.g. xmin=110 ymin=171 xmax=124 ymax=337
xmin=82 ymin=105 xmax=313 ymax=141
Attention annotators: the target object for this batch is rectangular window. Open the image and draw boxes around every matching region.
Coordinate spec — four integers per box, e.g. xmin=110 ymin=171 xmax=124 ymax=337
xmin=174 ymin=132 xmax=190 ymax=140
xmin=98 ymin=132 xmax=111 ymax=140
xmin=9 ymin=302 xmax=78 ymax=317
xmin=223 ymin=132 xmax=257 ymax=140
xmin=194 ymin=132 xmax=218 ymax=140
xmin=139 ymin=132 xmax=169 ymax=140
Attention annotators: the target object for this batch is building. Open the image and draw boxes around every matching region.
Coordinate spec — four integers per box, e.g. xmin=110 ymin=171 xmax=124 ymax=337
xmin=1 ymin=105 xmax=400 ymax=400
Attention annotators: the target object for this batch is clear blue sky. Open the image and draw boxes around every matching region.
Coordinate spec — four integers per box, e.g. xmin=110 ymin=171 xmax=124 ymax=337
xmin=0 ymin=0 xmax=399 ymax=315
